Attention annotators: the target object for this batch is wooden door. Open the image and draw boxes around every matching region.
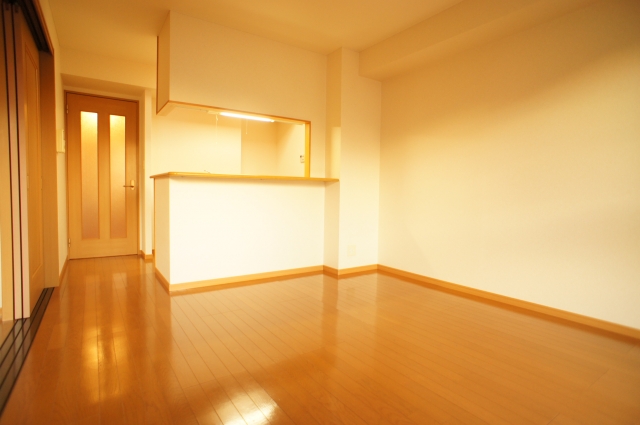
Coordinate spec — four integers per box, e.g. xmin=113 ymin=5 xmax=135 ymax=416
xmin=20 ymin=13 xmax=44 ymax=312
xmin=67 ymin=94 xmax=138 ymax=259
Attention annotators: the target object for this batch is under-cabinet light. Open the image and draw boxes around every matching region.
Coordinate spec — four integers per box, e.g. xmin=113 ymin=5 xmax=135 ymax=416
xmin=219 ymin=112 xmax=274 ymax=122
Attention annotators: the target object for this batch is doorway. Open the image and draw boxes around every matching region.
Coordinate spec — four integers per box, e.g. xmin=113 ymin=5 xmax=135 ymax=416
xmin=66 ymin=93 xmax=139 ymax=259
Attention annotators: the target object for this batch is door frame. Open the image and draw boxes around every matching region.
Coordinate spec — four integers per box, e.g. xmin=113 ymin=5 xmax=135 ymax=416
xmin=64 ymin=90 xmax=141 ymax=259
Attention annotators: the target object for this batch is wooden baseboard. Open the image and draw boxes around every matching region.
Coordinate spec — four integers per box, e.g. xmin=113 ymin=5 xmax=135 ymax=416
xmin=153 ymin=260 xmax=638 ymax=339
xmin=155 ymin=265 xmax=324 ymax=294
xmin=139 ymin=250 xmax=154 ymax=262
xmin=378 ymin=264 xmax=640 ymax=340
xmin=323 ymin=264 xmax=378 ymax=277
xmin=155 ymin=268 xmax=170 ymax=291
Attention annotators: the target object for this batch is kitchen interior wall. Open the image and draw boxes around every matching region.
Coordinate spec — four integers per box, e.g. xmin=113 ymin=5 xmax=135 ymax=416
xmin=275 ymin=122 xmax=305 ymax=177
xmin=151 ymin=109 xmax=242 ymax=175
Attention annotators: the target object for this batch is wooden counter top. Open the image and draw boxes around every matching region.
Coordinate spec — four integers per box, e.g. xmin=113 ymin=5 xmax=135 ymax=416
xmin=150 ymin=172 xmax=338 ymax=182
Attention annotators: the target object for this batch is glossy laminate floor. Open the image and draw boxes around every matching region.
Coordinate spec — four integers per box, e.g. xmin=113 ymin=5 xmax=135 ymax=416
xmin=0 ymin=319 xmax=16 ymax=344
xmin=1 ymin=256 xmax=639 ymax=425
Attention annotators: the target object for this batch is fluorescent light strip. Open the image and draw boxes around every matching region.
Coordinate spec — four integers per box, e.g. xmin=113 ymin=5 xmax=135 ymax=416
xmin=219 ymin=112 xmax=274 ymax=122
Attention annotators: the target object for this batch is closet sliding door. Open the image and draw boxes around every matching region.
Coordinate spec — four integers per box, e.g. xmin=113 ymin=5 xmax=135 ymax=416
xmin=0 ymin=2 xmax=58 ymax=413
xmin=0 ymin=0 xmax=16 ymax=337
xmin=0 ymin=0 xmax=57 ymax=328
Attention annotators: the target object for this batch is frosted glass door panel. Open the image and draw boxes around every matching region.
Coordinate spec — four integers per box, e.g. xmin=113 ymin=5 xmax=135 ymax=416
xmin=80 ymin=111 xmax=99 ymax=239
xmin=110 ymin=115 xmax=126 ymax=238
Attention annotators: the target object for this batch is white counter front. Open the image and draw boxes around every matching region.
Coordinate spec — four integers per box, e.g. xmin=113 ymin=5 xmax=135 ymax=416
xmin=153 ymin=173 xmax=331 ymax=291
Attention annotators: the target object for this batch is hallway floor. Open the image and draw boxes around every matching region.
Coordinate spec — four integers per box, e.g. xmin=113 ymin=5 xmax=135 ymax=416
xmin=1 ymin=256 xmax=639 ymax=424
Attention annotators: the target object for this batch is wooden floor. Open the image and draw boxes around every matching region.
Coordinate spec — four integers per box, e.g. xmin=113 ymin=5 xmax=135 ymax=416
xmin=0 ymin=318 xmax=16 ymax=344
xmin=1 ymin=256 xmax=639 ymax=425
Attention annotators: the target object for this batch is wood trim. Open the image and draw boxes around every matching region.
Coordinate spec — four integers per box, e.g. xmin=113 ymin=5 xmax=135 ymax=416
xmin=158 ymin=99 xmax=310 ymax=125
xmin=155 ymin=35 xmax=160 ymax=114
xmin=16 ymin=0 xmax=52 ymax=53
xmin=156 ymin=265 xmax=324 ymax=294
xmin=304 ymin=122 xmax=311 ymax=178
xmin=15 ymin=9 xmax=34 ymax=317
xmin=323 ymin=265 xmax=339 ymax=275
xmin=65 ymin=90 xmax=139 ymax=105
xmin=64 ymin=90 xmax=71 ymax=269
xmin=3 ymin=4 xmax=25 ymax=319
xmin=138 ymin=250 xmax=153 ymax=262
xmin=378 ymin=264 xmax=640 ymax=341
xmin=39 ymin=50 xmax=59 ymax=289
xmin=0 ymin=3 xmax=15 ymax=321
xmin=136 ymin=99 xmax=141 ymax=257
xmin=156 ymin=99 xmax=174 ymax=116
xmin=156 ymin=18 xmax=171 ymax=115
xmin=323 ymin=264 xmax=378 ymax=277
xmin=150 ymin=172 xmax=338 ymax=182
xmin=155 ymin=267 xmax=170 ymax=291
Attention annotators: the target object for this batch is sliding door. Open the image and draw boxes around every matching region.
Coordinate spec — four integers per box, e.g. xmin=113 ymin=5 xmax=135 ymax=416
xmin=0 ymin=0 xmax=15 ymax=336
xmin=18 ymin=9 xmax=45 ymax=312
xmin=0 ymin=0 xmax=58 ymax=413
xmin=0 ymin=0 xmax=57 ymax=324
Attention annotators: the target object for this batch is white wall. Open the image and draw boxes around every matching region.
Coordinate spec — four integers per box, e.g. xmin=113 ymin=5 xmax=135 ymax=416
xmin=61 ymin=48 xmax=155 ymax=90
xmin=154 ymin=178 xmax=170 ymax=280
xmin=142 ymin=90 xmax=154 ymax=255
xmin=324 ymin=49 xmax=381 ymax=270
xmin=323 ymin=52 xmax=342 ymax=268
xmin=379 ymin=0 xmax=640 ymax=328
xmin=323 ymin=182 xmax=340 ymax=269
xmin=338 ymin=50 xmax=381 ymax=269
xmin=158 ymin=177 xmax=325 ymax=284
xmin=163 ymin=12 xmax=327 ymax=177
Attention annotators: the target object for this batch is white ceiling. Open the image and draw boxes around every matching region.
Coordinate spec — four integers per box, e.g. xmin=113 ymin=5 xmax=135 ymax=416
xmin=48 ymin=0 xmax=462 ymax=65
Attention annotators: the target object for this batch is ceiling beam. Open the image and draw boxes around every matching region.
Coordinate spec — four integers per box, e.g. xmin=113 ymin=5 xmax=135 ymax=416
xmin=359 ymin=0 xmax=599 ymax=81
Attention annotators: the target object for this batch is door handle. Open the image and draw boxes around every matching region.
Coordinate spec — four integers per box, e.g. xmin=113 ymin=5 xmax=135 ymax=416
xmin=123 ymin=179 xmax=135 ymax=190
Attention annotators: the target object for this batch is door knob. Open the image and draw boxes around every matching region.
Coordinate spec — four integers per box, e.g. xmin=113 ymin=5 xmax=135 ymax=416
xmin=123 ymin=179 xmax=135 ymax=190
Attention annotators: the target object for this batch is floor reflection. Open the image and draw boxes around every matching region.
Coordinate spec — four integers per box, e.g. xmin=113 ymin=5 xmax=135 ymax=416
xmin=0 ymin=319 xmax=16 ymax=345
xmin=1 ymin=257 xmax=639 ymax=424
